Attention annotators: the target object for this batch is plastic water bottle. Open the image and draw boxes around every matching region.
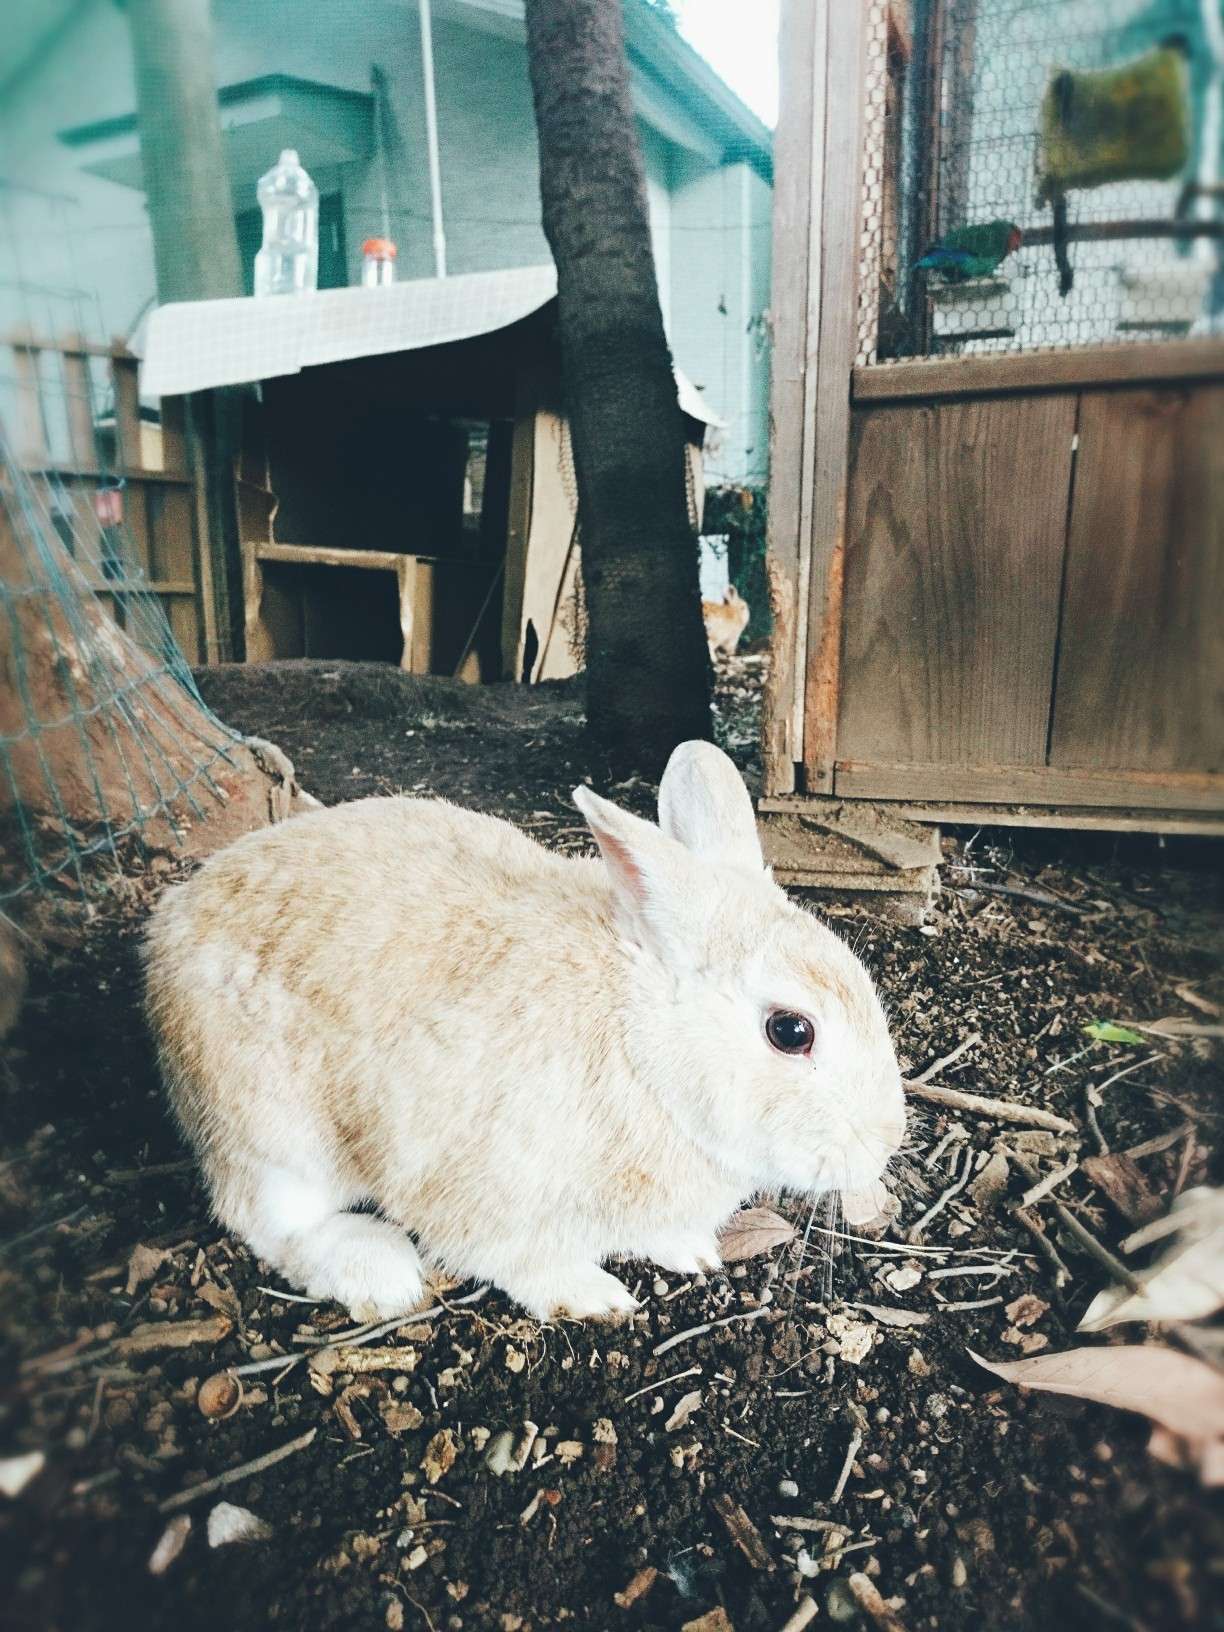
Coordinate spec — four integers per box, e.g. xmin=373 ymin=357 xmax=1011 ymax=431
xmin=253 ymin=150 xmax=319 ymax=297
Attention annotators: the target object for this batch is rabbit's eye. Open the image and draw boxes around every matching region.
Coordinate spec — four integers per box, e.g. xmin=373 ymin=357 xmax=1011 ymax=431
xmin=765 ymin=1011 xmax=816 ymax=1056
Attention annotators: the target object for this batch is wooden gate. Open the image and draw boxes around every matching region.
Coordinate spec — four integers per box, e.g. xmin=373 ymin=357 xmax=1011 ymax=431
xmin=762 ymin=0 xmax=1224 ymax=909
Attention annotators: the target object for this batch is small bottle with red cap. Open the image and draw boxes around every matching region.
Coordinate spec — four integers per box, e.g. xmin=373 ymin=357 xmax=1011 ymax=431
xmin=361 ymin=238 xmax=397 ymax=287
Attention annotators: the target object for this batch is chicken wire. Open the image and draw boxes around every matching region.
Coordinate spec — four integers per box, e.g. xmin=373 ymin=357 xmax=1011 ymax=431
xmin=857 ymin=0 xmax=1224 ymax=365
xmin=0 ymin=182 xmax=244 ymax=906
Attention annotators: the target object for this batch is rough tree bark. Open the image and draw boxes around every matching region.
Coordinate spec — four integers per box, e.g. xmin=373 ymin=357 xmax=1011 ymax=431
xmin=524 ymin=0 xmax=712 ymax=773
xmin=125 ymin=0 xmax=243 ymax=304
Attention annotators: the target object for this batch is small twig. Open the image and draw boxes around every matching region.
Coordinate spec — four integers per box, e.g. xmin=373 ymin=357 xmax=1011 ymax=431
xmin=960 ymin=880 xmax=1085 ymax=915
xmin=928 ymin=1295 xmax=1004 ymax=1312
xmin=907 ymin=1148 xmax=977 ymax=1241
xmin=778 ymin=1598 xmax=819 ymax=1632
xmin=1019 ymin=1158 xmax=1079 ymax=1209
xmin=1008 ymin=1151 xmax=1143 ymax=1294
xmin=232 ymin=1353 xmax=304 ymax=1379
xmin=723 ymin=1424 xmax=761 ymax=1447
xmin=907 ymin=1080 xmax=1078 ymax=1135
xmin=926 ymin=1262 xmax=1016 ymax=1281
xmin=770 ymin=1515 xmax=851 ymax=1535
xmin=652 ymin=1305 xmax=770 ymax=1357
xmin=847 ymin=1572 xmax=911 ymax=1632
xmin=104 ymin=1160 xmax=194 ymax=1183
xmin=158 ymin=1428 xmax=317 ymax=1513
xmin=911 ymin=1034 xmax=981 ymax=1085
xmin=1122 ymin=1122 xmax=1193 ymax=1162
xmin=256 ymin=1285 xmax=324 ymax=1305
xmin=1084 ymin=1086 xmax=1110 ymax=1155
xmin=1011 ymin=1205 xmax=1071 ymax=1288
xmin=1095 ymin=1053 xmax=1166 ymax=1097
xmin=924 ymin=1123 xmax=967 ymax=1170
xmin=830 ymin=1427 xmax=863 ymax=1502
xmin=1172 ymin=1128 xmax=1196 ymax=1200
xmin=1073 ymin=1582 xmax=1151 ymax=1632
xmin=623 ymin=1364 xmax=702 ymax=1404
xmin=804 ymin=1224 xmax=1034 ymax=1262
xmin=0 ymin=1205 xmax=89 ymax=1257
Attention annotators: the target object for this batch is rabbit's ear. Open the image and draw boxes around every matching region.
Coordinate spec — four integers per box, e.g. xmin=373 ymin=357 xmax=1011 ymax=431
xmin=573 ymin=785 xmax=695 ymax=956
xmin=657 ymin=741 xmax=763 ymax=871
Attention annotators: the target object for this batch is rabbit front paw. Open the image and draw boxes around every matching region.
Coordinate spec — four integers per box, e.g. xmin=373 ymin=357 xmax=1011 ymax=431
xmin=645 ymin=1231 xmax=723 ymax=1277
xmin=511 ymin=1263 xmax=640 ymax=1323
xmin=298 ymin=1214 xmax=426 ymax=1322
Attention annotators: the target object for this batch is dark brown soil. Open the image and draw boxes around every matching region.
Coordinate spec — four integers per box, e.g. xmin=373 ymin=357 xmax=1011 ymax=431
xmin=2 ymin=658 xmax=1221 ymax=1632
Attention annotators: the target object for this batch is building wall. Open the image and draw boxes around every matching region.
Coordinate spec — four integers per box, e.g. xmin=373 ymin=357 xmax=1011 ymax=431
xmin=0 ymin=0 xmax=771 ymax=481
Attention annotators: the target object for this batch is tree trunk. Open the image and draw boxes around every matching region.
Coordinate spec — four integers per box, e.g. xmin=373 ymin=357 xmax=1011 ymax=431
xmin=524 ymin=0 xmax=712 ymax=774
xmin=126 ymin=0 xmax=244 ymax=304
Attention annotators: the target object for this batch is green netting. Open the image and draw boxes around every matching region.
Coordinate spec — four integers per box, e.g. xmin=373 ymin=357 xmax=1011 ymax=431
xmin=0 ymin=185 xmax=244 ymax=907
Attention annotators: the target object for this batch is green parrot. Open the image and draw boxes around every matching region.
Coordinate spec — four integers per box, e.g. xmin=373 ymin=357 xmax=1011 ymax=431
xmin=915 ymin=220 xmax=1023 ymax=282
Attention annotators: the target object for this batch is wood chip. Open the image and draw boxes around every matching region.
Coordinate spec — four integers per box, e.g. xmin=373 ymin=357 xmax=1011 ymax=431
xmin=113 ymin=1314 xmax=232 ymax=1357
xmin=125 ymin=1243 xmax=170 ymax=1296
xmin=380 ymin=1400 xmax=424 ymax=1435
xmin=847 ymin=1572 xmax=911 ymax=1632
xmin=1082 ymin=1153 xmax=1163 ymax=1225
xmin=665 ymin=1389 xmax=703 ymax=1432
xmin=421 ymin=1428 xmax=458 ymax=1484
xmin=613 ymin=1565 xmax=658 ymax=1609
xmin=712 ymin=1492 xmax=774 ymax=1571
xmin=778 ymin=1598 xmax=818 ymax=1632
xmin=147 ymin=1514 xmax=191 ymax=1575
xmin=1004 ymin=1293 xmax=1049 ymax=1329
xmin=681 ymin=1609 xmax=736 ymax=1632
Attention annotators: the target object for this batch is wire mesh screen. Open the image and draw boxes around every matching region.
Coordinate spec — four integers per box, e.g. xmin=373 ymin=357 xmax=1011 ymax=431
xmin=857 ymin=0 xmax=1224 ymax=364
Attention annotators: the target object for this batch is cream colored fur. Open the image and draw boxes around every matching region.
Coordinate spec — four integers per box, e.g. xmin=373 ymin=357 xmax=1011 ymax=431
xmin=144 ymin=742 xmax=905 ymax=1321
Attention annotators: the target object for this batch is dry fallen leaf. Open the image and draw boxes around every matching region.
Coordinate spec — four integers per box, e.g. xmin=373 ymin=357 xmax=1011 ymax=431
xmin=840 ymin=1181 xmax=896 ymax=1230
xmin=125 ymin=1243 xmax=170 ymax=1297
xmin=717 ymin=1207 xmax=796 ymax=1263
xmin=970 ymin=1344 xmax=1224 ymax=1486
xmin=1079 ymin=1186 xmax=1224 ymax=1332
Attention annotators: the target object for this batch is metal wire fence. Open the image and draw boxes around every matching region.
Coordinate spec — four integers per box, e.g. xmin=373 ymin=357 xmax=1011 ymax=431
xmin=0 ymin=182 xmax=243 ymax=907
xmin=857 ymin=0 xmax=1224 ymax=364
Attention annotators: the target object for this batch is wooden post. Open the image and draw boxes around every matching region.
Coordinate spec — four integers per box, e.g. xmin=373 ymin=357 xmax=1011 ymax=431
xmin=765 ymin=1 xmax=870 ymax=794
xmin=762 ymin=0 xmax=821 ymax=795
xmin=801 ymin=10 xmax=870 ymax=789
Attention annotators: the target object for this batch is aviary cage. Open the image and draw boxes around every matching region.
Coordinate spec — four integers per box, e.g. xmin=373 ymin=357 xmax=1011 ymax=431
xmin=761 ymin=0 xmax=1224 ymax=916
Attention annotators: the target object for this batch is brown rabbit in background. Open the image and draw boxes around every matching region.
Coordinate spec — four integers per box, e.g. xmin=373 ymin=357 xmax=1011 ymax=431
xmin=145 ymin=742 xmax=906 ymax=1322
xmin=703 ymin=583 xmax=751 ymax=659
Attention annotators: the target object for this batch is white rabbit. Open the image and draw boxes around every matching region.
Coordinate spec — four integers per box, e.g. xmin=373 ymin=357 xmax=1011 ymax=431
xmin=144 ymin=742 xmax=905 ymax=1321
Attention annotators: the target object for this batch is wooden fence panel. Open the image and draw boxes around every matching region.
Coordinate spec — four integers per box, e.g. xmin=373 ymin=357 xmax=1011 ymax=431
xmin=836 ymin=392 xmax=1077 ymax=768
xmin=1049 ymin=384 xmax=1224 ymax=775
xmin=2 ymin=336 xmax=204 ymax=663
